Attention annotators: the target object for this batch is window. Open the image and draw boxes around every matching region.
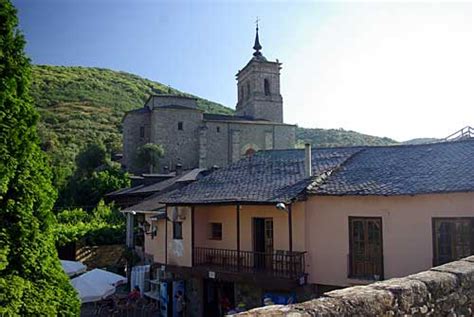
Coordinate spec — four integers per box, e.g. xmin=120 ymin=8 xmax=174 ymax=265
xmin=264 ymin=79 xmax=271 ymax=96
xmin=139 ymin=126 xmax=145 ymax=138
xmin=433 ymin=218 xmax=474 ymax=266
xmin=209 ymin=223 xmax=222 ymax=240
xmin=245 ymin=148 xmax=256 ymax=157
xmin=240 ymin=87 xmax=244 ymax=101
xmin=173 ymin=221 xmax=183 ymax=240
xmin=349 ymin=217 xmax=383 ymax=280
xmin=178 ymin=122 xmax=183 ymax=130
xmin=216 ymin=126 xmax=220 ymax=133
xmin=246 ymin=82 xmax=251 ymax=100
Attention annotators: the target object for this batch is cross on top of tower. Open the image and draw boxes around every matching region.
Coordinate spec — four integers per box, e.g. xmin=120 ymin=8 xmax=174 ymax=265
xmin=253 ymin=17 xmax=264 ymax=59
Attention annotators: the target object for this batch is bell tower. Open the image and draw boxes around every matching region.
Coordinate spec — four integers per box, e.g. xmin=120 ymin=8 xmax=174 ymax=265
xmin=235 ymin=22 xmax=283 ymax=123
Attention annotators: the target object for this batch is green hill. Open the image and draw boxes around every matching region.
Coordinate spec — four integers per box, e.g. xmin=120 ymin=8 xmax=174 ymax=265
xmin=296 ymin=127 xmax=397 ymax=148
xmin=30 ymin=65 xmax=398 ymax=187
xmin=31 ymin=65 xmax=233 ymax=187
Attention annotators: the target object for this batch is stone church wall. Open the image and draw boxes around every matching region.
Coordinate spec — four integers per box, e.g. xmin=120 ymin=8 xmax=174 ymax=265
xmin=151 ymin=108 xmax=202 ymax=171
xmin=236 ymin=256 xmax=474 ymax=316
xmin=199 ymin=121 xmax=296 ymax=169
xmin=273 ymin=125 xmax=296 ymax=150
xmin=122 ymin=110 xmax=151 ymax=172
xmin=145 ymin=95 xmax=198 ymax=109
xmin=236 ymin=61 xmax=283 ymax=123
xmin=201 ymin=121 xmax=230 ymax=169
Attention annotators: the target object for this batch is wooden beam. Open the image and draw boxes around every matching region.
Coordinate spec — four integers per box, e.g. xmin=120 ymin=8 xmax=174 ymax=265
xmin=165 ymin=207 xmax=168 ymax=265
xmin=191 ymin=206 xmax=195 ymax=266
xmin=237 ymin=204 xmax=241 ymax=270
xmin=288 ymin=204 xmax=293 ymax=252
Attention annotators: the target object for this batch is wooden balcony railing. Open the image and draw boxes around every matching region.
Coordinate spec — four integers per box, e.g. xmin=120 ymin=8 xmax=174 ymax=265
xmin=193 ymin=247 xmax=306 ymax=279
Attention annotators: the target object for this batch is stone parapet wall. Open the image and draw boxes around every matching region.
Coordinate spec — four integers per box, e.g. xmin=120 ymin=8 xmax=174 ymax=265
xmin=236 ymin=256 xmax=474 ymax=316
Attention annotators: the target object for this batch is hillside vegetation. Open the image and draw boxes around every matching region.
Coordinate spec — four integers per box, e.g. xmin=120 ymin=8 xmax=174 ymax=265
xmin=31 ymin=65 xmax=232 ymax=187
xmin=31 ymin=65 xmax=398 ymax=188
xmin=296 ymin=127 xmax=397 ymax=148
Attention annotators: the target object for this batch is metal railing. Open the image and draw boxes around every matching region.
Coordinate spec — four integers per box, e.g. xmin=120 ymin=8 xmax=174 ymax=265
xmin=445 ymin=126 xmax=474 ymax=141
xmin=194 ymin=247 xmax=306 ymax=279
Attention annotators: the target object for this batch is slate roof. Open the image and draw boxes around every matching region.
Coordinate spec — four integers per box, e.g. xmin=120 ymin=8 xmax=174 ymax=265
xmin=108 ymin=168 xmax=206 ymax=197
xmin=159 ymin=139 xmax=474 ymax=205
xmin=314 ymin=139 xmax=474 ymax=196
xmin=158 ymin=104 xmax=199 ymax=111
xmin=203 ymin=113 xmax=269 ymax=122
xmin=159 ymin=147 xmax=361 ymax=204
xmin=126 ymin=107 xmax=151 ymax=114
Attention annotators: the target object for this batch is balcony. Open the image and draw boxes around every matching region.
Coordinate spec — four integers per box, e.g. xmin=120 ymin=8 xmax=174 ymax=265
xmin=193 ymin=247 xmax=306 ymax=280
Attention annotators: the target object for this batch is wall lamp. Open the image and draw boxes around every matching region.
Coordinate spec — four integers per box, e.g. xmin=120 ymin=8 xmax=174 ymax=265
xmin=276 ymin=202 xmax=288 ymax=212
xmin=143 ymin=221 xmax=158 ymax=238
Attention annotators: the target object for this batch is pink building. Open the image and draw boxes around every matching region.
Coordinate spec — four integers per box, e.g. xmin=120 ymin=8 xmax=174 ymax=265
xmin=125 ymin=139 xmax=474 ymax=316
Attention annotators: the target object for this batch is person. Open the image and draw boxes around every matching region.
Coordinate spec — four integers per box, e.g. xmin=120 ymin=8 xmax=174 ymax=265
xmin=175 ymin=290 xmax=185 ymax=317
xmin=219 ymin=294 xmax=231 ymax=316
xmin=127 ymin=286 xmax=141 ymax=302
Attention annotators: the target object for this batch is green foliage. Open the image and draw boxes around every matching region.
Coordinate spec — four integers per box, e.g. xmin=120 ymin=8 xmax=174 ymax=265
xmin=30 ymin=65 xmax=399 ymax=201
xmin=134 ymin=143 xmax=165 ymax=173
xmin=31 ymin=65 xmax=234 ymax=192
xmin=58 ymin=144 xmax=130 ymax=209
xmin=296 ymin=127 xmax=398 ymax=148
xmin=55 ymin=201 xmax=125 ymax=247
xmin=0 ymin=1 xmax=80 ymax=314
xmin=75 ymin=143 xmax=107 ymax=173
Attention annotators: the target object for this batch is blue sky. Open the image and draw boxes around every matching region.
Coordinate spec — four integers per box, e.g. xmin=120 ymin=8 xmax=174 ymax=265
xmin=14 ymin=1 xmax=473 ymax=141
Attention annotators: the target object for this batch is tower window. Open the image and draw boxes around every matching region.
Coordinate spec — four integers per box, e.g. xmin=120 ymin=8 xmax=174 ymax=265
xmin=245 ymin=148 xmax=256 ymax=157
xmin=216 ymin=126 xmax=220 ymax=133
xmin=240 ymin=87 xmax=244 ymax=101
xmin=246 ymin=82 xmax=251 ymax=100
xmin=178 ymin=122 xmax=183 ymax=130
xmin=264 ymin=79 xmax=271 ymax=96
xmin=139 ymin=126 xmax=145 ymax=138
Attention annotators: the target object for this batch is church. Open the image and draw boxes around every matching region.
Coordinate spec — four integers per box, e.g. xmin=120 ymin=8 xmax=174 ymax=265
xmin=122 ymin=27 xmax=296 ymax=174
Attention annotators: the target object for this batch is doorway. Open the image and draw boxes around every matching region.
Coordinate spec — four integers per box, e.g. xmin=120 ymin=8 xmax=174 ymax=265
xmin=253 ymin=218 xmax=273 ymax=269
xmin=203 ymin=279 xmax=235 ymax=317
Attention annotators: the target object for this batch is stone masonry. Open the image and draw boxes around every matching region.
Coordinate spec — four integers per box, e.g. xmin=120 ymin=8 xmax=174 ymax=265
xmin=236 ymin=256 xmax=474 ymax=316
xmin=122 ymin=29 xmax=296 ymax=174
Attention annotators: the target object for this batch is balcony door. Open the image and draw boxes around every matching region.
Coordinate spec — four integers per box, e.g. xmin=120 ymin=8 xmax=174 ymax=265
xmin=433 ymin=218 xmax=474 ymax=265
xmin=253 ymin=218 xmax=273 ymax=269
xmin=349 ymin=217 xmax=383 ymax=280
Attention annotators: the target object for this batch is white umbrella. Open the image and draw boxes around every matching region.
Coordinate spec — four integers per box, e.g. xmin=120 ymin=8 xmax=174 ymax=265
xmin=80 ymin=268 xmax=127 ymax=287
xmin=61 ymin=260 xmax=87 ymax=277
xmin=71 ymin=276 xmax=116 ymax=303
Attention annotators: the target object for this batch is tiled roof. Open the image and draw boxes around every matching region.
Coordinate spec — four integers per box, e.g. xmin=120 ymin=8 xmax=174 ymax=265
xmin=158 ymin=105 xmax=199 ymax=111
xmin=314 ymin=139 xmax=474 ymax=196
xmin=203 ymin=113 xmax=269 ymax=122
xmin=122 ymin=193 xmax=167 ymax=212
xmin=159 ymin=147 xmax=361 ymax=204
xmin=126 ymin=107 xmax=150 ymax=114
xmin=108 ymin=168 xmax=206 ymax=197
xmin=159 ymin=139 xmax=474 ymax=204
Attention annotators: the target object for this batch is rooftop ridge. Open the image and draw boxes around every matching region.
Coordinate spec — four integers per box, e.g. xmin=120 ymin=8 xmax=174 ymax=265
xmin=259 ymin=137 xmax=474 ymax=154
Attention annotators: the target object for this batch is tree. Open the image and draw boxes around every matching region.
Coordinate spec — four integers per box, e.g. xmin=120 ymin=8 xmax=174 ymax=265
xmin=134 ymin=143 xmax=164 ymax=173
xmin=58 ymin=144 xmax=130 ymax=210
xmin=75 ymin=143 xmax=107 ymax=175
xmin=0 ymin=1 xmax=80 ymax=315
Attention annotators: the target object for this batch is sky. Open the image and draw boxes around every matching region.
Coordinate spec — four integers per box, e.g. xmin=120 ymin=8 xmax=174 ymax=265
xmin=14 ymin=0 xmax=473 ymax=141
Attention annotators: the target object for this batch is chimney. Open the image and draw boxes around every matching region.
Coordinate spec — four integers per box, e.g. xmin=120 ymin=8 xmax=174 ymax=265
xmin=304 ymin=143 xmax=312 ymax=177
xmin=175 ymin=163 xmax=183 ymax=176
